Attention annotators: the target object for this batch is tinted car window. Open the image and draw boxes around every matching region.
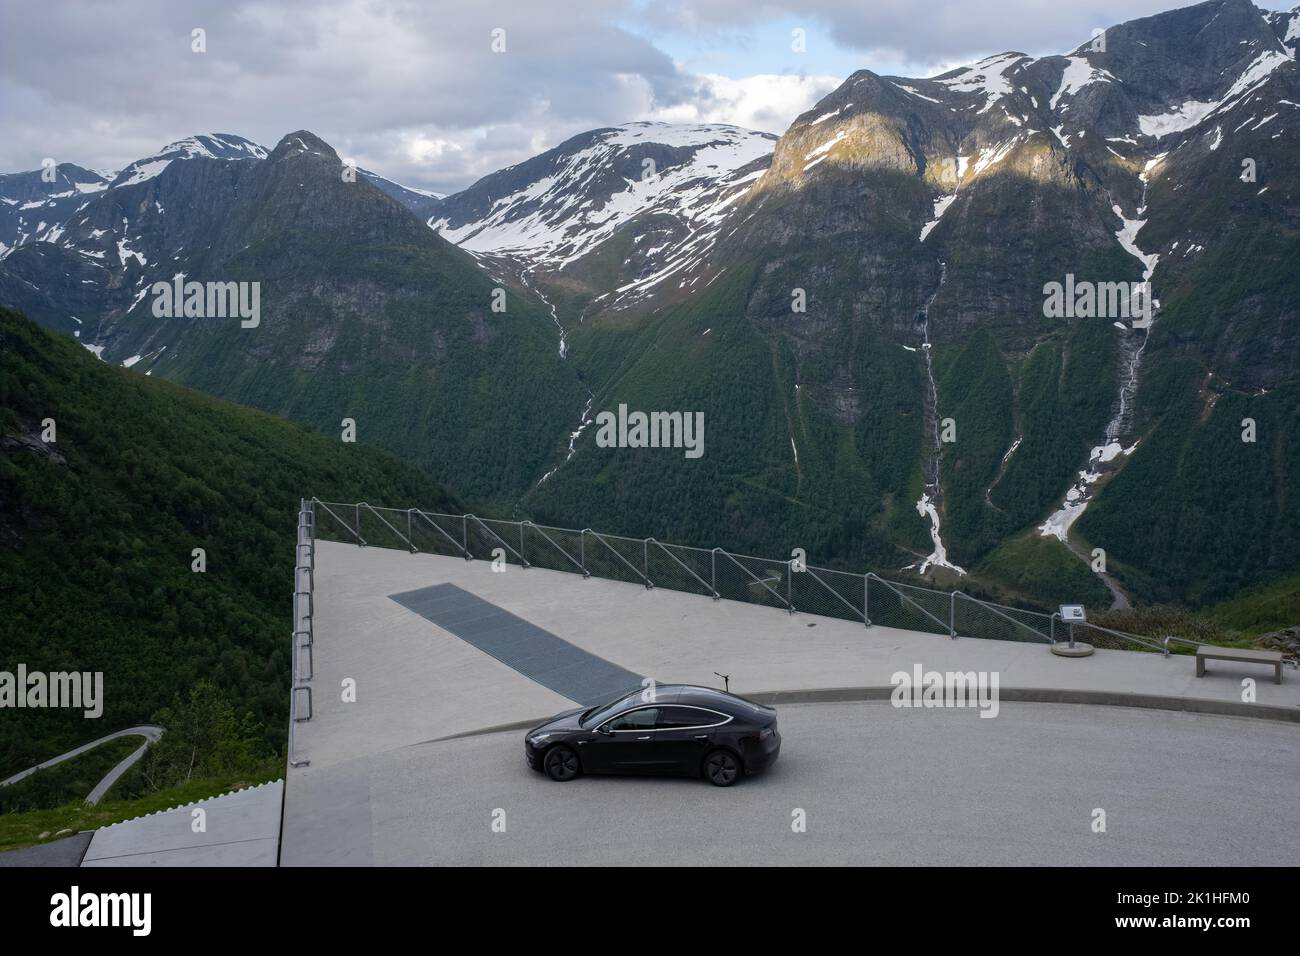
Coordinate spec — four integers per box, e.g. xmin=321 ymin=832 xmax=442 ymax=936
xmin=607 ymin=707 xmax=657 ymax=731
xmin=656 ymin=706 xmax=726 ymax=728
xmin=582 ymin=689 xmax=643 ymax=728
xmin=699 ymin=694 xmax=773 ymax=719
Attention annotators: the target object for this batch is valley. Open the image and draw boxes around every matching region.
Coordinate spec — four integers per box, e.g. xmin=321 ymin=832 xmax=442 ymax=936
xmin=2 ymin=0 xmax=1299 ymax=623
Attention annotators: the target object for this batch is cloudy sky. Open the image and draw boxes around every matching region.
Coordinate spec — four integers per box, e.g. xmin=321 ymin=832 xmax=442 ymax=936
xmin=0 ymin=0 xmax=1293 ymax=193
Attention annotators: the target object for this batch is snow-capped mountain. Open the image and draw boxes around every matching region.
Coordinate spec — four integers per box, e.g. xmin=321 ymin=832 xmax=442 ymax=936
xmin=0 ymin=134 xmax=267 ymax=265
xmin=1 ymin=0 xmax=1298 ymax=615
xmin=0 ymin=129 xmax=584 ymax=508
xmin=0 ymin=131 xmax=454 ymax=344
xmin=108 ymin=133 xmax=269 ymax=189
xmin=0 ymin=164 xmax=112 ymax=259
xmin=737 ymin=0 xmax=1297 ymax=360
xmin=0 ymin=131 xmax=444 ymax=266
xmin=0 ymin=134 xmax=274 ymax=343
xmin=519 ymin=0 xmax=1300 ymax=609
xmin=429 ymin=122 xmax=776 ymax=308
xmin=424 ymin=2 xmax=1297 ymax=320
xmin=1267 ymin=5 xmax=1300 ymax=54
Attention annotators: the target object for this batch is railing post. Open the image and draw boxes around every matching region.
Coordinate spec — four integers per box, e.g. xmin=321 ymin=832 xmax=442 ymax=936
xmin=289 ymin=498 xmax=314 ymax=768
xmin=649 ymin=537 xmax=716 ymax=599
xmin=312 ymin=501 xmax=1193 ymax=653
xmin=583 ymin=528 xmax=652 ymax=589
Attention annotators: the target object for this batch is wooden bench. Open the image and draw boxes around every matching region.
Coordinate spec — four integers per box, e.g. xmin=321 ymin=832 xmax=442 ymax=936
xmin=1195 ymin=645 xmax=1285 ymax=684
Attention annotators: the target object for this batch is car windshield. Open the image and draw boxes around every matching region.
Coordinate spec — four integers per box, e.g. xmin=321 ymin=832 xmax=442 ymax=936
xmin=580 ymin=687 xmax=643 ymax=728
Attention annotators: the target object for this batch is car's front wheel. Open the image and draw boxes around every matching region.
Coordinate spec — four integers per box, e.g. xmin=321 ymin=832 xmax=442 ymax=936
xmin=703 ymin=749 xmax=741 ymax=787
xmin=543 ymin=745 xmax=581 ymax=782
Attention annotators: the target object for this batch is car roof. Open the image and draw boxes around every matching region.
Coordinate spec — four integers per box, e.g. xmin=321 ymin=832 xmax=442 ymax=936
xmin=605 ymin=684 xmax=769 ymax=713
xmin=659 ymin=684 xmax=758 ymax=709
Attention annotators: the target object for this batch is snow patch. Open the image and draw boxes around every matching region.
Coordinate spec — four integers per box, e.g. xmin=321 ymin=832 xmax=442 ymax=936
xmin=915 ymin=494 xmax=967 ymax=575
xmin=892 ymin=83 xmax=944 ymax=104
xmin=114 ymin=159 xmax=173 ymax=187
xmin=935 ymin=53 xmax=1028 ymax=115
xmin=804 ymin=129 xmax=848 ymax=163
xmin=919 ymin=194 xmax=956 ymax=242
xmin=1137 ymin=50 xmax=1289 ymax=137
xmin=1051 ymin=55 xmax=1117 ymax=110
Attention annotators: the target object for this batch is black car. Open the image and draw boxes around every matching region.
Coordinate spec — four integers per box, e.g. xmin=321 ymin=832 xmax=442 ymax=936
xmin=524 ymin=684 xmax=780 ymax=786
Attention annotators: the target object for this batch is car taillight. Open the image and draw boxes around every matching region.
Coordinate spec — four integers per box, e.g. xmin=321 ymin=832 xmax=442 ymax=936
xmin=758 ymin=727 xmax=774 ymax=740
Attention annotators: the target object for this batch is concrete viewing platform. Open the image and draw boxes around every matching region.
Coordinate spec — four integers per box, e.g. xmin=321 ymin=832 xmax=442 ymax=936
xmin=277 ymin=541 xmax=1300 ymax=866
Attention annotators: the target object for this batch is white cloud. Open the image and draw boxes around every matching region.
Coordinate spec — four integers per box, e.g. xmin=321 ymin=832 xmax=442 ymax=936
xmin=643 ymin=72 xmax=843 ymax=133
xmin=1 ymin=0 xmax=1288 ymax=193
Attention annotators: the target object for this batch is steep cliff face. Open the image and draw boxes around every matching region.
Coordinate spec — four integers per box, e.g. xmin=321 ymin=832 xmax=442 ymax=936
xmin=529 ymin=0 xmax=1300 ymax=608
xmin=428 ymin=122 xmax=777 ymax=314
xmin=0 ymin=131 xmax=587 ymax=506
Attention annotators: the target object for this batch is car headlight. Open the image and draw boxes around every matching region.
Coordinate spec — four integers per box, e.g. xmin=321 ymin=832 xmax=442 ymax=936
xmin=528 ymin=733 xmax=551 ymax=746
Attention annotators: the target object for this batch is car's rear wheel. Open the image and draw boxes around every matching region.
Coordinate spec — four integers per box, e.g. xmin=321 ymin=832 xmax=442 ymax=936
xmin=544 ymin=745 xmax=581 ymax=782
xmin=703 ymin=749 xmax=741 ymax=787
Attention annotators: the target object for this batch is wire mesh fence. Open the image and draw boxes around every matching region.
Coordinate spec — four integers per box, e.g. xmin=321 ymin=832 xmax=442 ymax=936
xmin=865 ymin=576 xmax=947 ymax=636
xmin=410 ymin=509 xmax=470 ymax=559
xmin=953 ymin=593 xmax=1052 ymax=645
xmin=646 ymin=541 xmax=716 ymax=598
xmin=790 ymin=566 xmax=863 ymax=623
xmin=309 ymin=499 xmax=1192 ymax=654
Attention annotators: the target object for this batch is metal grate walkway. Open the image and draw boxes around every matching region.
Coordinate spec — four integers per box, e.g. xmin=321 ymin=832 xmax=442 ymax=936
xmin=389 ymin=583 xmax=645 ymax=704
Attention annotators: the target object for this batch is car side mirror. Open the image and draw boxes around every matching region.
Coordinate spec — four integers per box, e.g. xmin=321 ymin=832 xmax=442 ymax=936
xmin=597 ymin=723 xmax=613 ymax=736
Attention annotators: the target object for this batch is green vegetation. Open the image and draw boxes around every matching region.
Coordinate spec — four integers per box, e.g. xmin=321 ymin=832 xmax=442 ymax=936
xmin=124 ymin=682 xmax=280 ymax=797
xmin=973 ymin=533 xmax=1112 ymax=610
xmin=527 ymin=260 xmax=927 ymax=570
xmin=0 ymin=306 xmax=460 ymax=775
xmin=161 ymin=240 xmax=584 ymax=510
xmin=1086 ymin=573 xmax=1300 ymax=649
xmin=935 ymin=330 xmax=1014 ymax=564
xmin=121 ymin=140 xmax=590 ymax=513
xmin=991 ymin=319 xmax=1118 ymax=530
xmin=0 ymin=774 xmax=278 ymax=854
xmin=1088 ymin=606 xmax=1250 ymax=649
xmin=1079 ymin=358 xmax=1300 ymax=606
xmin=529 ymin=236 xmax=1299 ymax=626
xmin=1201 ymin=573 xmax=1300 ymax=638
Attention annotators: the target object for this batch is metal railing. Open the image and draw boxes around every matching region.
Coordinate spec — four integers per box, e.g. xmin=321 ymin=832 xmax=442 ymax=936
xmin=307 ymin=499 xmax=1199 ymax=655
xmin=288 ymin=498 xmax=315 ymax=768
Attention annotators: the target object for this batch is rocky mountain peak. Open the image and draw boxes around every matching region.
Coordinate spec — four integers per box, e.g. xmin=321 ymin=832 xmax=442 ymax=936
xmin=268 ymin=130 xmax=341 ymax=165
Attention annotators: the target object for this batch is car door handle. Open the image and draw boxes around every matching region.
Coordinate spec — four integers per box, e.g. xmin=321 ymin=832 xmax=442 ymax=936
xmin=694 ymin=735 xmax=709 ymax=739
xmin=636 ymin=735 xmax=651 ymax=740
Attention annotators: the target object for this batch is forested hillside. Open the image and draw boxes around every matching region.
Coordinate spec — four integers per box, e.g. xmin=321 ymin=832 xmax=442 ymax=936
xmin=0 ymin=307 xmax=459 ymax=773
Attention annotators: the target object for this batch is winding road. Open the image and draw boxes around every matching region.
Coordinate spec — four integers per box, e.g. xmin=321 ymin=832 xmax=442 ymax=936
xmin=1 ymin=726 xmax=164 ymax=805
